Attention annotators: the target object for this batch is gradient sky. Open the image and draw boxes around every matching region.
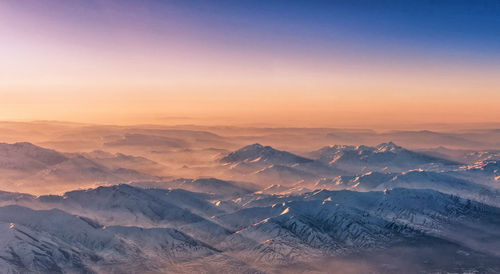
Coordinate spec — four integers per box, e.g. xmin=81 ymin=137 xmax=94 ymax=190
xmin=1 ymin=0 xmax=499 ymax=127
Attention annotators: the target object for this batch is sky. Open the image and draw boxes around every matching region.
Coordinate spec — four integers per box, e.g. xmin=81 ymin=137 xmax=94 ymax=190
xmin=0 ymin=0 xmax=499 ymax=127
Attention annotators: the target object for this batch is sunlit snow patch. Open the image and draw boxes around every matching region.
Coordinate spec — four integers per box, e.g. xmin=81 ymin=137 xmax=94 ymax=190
xmin=280 ymin=207 xmax=290 ymax=215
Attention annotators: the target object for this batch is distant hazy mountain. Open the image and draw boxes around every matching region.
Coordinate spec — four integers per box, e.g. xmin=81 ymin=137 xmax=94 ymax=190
xmin=0 ymin=142 xmax=68 ymax=175
xmin=0 ymin=142 xmax=163 ymax=194
xmin=104 ymin=133 xmax=189 ymax=148
xmin=103 ymin=129 xmax=234 ymax=151
xmin=82 ymin=150 xmax=169 ymax=176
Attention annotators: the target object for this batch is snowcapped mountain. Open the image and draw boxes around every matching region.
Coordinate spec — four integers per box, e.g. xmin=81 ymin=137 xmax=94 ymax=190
xmin=243 ymin=187 xmax=500 ymax=250
xmin=221 ymin=143 xmax=313 ymax=169
xmin=417 ymin=147 xmax=500 ymax=165
xmin=0 ymin=205 xmax=220 ymax=273
xmin=310 ymin=142 xmax=461 ymax=173
xmin=386 ymin=170 xmax=500 ymax=205
xmin=312 ymin=169 xmax=500 ymax=207
xmin=0 ymin=184 xmax=499 ymax=273
xmin=40 ymin=185 xmax=215 ymax=226
xmin=455 ymin=160 xmax=500 ymax=187
xmin=219 ymin=187 xmax=500 ymax=267
xmin=28 ymin=185 xmax=234 ymax=247
xmin=220 ymin=143 xmax=342 ymax=185
xmin=219 ymin=201 xmax=405 ymax=265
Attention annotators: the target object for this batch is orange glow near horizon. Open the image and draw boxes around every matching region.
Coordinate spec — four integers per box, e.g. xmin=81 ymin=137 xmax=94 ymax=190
xmin=1 ymin=1 xmax=499 ymax=128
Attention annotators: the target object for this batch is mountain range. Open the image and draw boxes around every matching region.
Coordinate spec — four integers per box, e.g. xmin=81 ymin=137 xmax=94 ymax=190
xmin=0 ymin=139 xmax=499 ymax=273
xmin=0 ymin=184 xmax=499 ymax=273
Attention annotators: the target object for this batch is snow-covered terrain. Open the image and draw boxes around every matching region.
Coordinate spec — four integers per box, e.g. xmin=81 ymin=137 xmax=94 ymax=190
xmin=310 ymin=142 xmax=461 ymax=173
xmin=0 ymin=139 xmax=500 ymax=273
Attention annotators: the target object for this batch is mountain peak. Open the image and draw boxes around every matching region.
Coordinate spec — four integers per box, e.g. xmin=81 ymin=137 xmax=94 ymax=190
xmin=221 ymin=143 xmax=312 ymax=165
xmin=0 ymin=141 xmax=68 ymax=167
xmin=12 ymin=141 xmax=37 ymax=147
xmin=246 ymin=143 xmax=264 ymax=149
xmin=376 ymin=142 xmax=402 ymax=152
